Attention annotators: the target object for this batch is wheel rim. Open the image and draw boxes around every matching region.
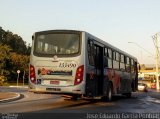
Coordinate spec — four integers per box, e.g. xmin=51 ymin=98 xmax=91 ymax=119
xmin=108 ymin=87 xmax=112 ymax=101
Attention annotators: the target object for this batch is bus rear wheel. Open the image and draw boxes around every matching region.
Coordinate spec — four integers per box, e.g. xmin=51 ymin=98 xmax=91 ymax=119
xmin=102 ymin=84 xmax=113 ymax=102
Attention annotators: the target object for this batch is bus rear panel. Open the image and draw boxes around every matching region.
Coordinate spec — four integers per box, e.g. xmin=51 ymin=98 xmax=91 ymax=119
xmin=29 ymin=30 xmax=86 ymax=95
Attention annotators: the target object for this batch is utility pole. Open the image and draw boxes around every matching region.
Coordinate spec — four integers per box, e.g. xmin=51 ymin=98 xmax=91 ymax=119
xmin=23 ymin=70 xmax=25 ymax=86
xmin=155 ymin=33 xmax=159 ymax=90
xmin=17 ymin=70 xmax=20 ymax=87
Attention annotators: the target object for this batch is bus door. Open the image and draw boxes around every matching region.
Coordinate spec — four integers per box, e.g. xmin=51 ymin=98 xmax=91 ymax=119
xmin=134 ymin=61 xmax=138 ymax=91
xmin=86 ymin=40 xmax=104 ymax=97
xmin=94 ymin=45 xmax=104 ymax=96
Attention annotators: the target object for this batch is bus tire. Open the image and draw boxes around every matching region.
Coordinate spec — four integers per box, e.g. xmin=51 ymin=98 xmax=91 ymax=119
xmin=102 ymin=84 xmax=113 ymax=102
xmin=107 ymin=85 xmax=113 ymax=101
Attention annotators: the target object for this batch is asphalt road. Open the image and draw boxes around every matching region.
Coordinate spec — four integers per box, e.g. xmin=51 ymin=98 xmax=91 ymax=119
xmin=0 ymin=86 xmax=160 ymax=119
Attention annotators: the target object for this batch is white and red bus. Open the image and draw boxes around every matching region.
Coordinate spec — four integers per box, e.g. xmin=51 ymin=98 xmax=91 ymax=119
xmin=29 ymin=30 xmax=138 ymax=101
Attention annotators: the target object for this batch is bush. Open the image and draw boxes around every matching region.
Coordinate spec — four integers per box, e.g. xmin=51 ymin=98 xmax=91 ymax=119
xmin=0 ymin=76 xmax=7 ymax=86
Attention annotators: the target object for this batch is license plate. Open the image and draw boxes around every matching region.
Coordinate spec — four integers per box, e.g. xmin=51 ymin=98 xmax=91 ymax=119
xmin=50 ymin=80 xmax=59 ymax=85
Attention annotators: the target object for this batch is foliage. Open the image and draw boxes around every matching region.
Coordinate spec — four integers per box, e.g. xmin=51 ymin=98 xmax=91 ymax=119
xmin=0 ymin=28 xmax=31 ymax=55
xmin=0 ymin=76 xmax=7 ymax=86
xmin=0 ymin=27 xmax=31 ymax=82
xmin=0 ymin=44 xmax=12 ymax=76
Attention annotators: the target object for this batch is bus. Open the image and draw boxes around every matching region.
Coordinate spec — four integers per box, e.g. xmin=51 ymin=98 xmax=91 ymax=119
xmin=29 ymin=30 xmax=138 ymax=101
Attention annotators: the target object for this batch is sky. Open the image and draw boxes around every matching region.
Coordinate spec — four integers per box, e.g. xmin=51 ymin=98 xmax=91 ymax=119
xmin=1 ymin=0 xmax=160 ymax=64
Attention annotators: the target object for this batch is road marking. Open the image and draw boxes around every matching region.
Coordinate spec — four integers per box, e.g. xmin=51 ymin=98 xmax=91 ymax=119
xmin=140 ymin=96 xmax=160 ymax=104
xmin=0 ymin=93 xmax=20 ymax=102
xmin=9 ymin=86 xmax=28 ymax=88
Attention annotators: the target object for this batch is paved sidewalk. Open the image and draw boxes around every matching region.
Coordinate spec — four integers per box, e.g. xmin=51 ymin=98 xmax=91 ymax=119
xmin=0 ymin=92 xmax=20 ymax=102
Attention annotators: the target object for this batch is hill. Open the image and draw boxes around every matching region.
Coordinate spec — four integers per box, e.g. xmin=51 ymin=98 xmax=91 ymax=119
xmin=0 ymin=27 xmax=31 ymax=83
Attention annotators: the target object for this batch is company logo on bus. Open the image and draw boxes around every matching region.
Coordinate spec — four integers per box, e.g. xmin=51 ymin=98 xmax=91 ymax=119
xmin=53 ymin=55 xmax=58 ymax=61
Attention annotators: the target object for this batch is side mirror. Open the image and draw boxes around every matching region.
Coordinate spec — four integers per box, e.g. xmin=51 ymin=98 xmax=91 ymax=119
xmin=32 ymin=35 xmax=34 ymax=40
xmin=138 ymin=64 xmax=141 ymax=71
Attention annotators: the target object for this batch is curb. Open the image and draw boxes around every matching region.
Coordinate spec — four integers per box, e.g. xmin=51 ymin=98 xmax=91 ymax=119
xmin=9 ymin=86 xmax=28 ymax=88
xmin=0 ymin=93 xmax=22 ymax=103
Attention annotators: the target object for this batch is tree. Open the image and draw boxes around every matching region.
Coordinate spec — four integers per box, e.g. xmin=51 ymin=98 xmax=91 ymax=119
xmin=26 ymin=43 xmax=31 ymax=55
xmin=0 ymin=27 xmax=31 ymax=83
xmin=1 ymin=29 xmax=28 ymax=54
xmin=9 ymin=52 xmax=30 ymax=82
xmin=0 ymin=44 xmax=12 ymax=76
xmin=0 ymin=27 xmax=5 ymax=43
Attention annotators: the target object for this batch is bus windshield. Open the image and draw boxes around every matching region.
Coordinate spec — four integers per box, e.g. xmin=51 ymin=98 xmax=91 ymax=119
xmin=34 ymin=33 xmax=80 ymax=56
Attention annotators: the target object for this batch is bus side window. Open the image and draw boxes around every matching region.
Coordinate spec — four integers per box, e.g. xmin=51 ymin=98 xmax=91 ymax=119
xmin=120 ymin=54 xmax=125 ymax=71
xmin=87 ymin=40 xmax=95 ymax=66
xmin=108 ymin=48 xmax=112 ymax=68
xmin=104 ymin=47 xmax=113 ymax=68
xmin=113 ymin=51 xmax=119 ymax=70
xmin=104 ymin=48 xmax=108 ymax=67
xmin=131 ymin=59 xmax=135 ymax=73
xmin=126 ymin=57 xmax=131 ymax=72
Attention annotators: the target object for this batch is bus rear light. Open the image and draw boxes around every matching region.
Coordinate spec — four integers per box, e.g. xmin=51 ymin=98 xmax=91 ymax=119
xmin=30 ymin=64 xmax=36 ymax=84
xmin=74 ymin=65 xmax=84 ymax=85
